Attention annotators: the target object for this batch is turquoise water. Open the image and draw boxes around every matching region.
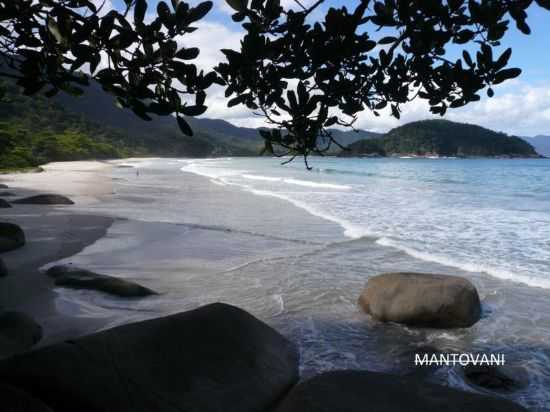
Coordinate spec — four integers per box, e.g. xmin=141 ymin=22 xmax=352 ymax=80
xmin=182 ymin=157 xmax=550 ymax=289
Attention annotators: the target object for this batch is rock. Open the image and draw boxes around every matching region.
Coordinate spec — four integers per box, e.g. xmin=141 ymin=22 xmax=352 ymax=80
xmin=0 ymin=199 xmax=11 ymax=208
xmin=358 ymin=272 xmax=481 ymax=328
xmin=0 ymin=191 xmax=16 ymax=197
xmin=0 ymin=383 xmax=53 ymax=412
xmin=0 ymin=303 xmax=299 ymax=412
xmin=0 ymin=312 xmax=42 ymax=358
xmin=0 ymin=258 xmax=7 ymax=277
xmin=463 ymin=365 xmax=528 ymax=393
xmin=13 ymin=194 xmax=74 ymax=205
xmin=46 ymin=265 xmax=157 ymax=298
xmin=0 ymin=184 xmax=8 ymax=189
xmin=275 ymin=370 xmax=527 ymax=412
xmin=0 ymin=223 xmax=26 ymax=253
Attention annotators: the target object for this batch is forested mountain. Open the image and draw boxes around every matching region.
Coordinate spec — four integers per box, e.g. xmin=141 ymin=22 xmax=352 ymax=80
xmin=0 ymin=80 xmax=259 ymax=170
xmin=340 ymin=120 xmax=539 ymax=158
xmin=523 ymin=135 xmax=550 ymax=156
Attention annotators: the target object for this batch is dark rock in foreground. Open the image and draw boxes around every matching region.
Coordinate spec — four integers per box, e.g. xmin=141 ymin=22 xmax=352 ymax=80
xmin=0 ymin=184 xmax=8 ymax=189
xmin=0 ymin=223 xmax=26 ymax=253
xmin=46 ymin=265 xmax=157 ymax=297
xmin=464 ymin=365 xmax=528 ymax=393
xmin=0 ymin=258 xmax=7 ymax=277
xmin=275 ymin=370 xmax=527 ymax=412
xmin=0 ymin=312 xmax=42 ymax=358
xmin=0 ymin=303 xmax=299 ymax=412
xmin=0 ymin=199 xmax=11 ymax=208
xmin=1 ymin=383 xmax=53 ymax=412
xmin=359 ymin=272 xmax=481 ymax=328
xmin=13 ymin=194 xmax=74 ymax=205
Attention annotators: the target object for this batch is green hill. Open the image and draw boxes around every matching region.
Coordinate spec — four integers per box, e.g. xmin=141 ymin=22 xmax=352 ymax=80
xmin=340 ymin=120 xmax=538 ymax=158
xmin=0 ymin=80 xmax=258 ymax=170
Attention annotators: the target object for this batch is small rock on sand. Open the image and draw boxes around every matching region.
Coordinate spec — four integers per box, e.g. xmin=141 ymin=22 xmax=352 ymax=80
xmin=359 ymin=272 xmax=481 ymax=328
xmin=0 ymin=199 xmax=11 ymax=208
xmin=0 ymin=222 xmax=26 ymax=253
xmin=0 ymin=312 xmax=42 ymax=358
xmin=13 ymin=194 xmax=74 ymax=205
xmin=46 ymin=265 xmax=157 ymax=297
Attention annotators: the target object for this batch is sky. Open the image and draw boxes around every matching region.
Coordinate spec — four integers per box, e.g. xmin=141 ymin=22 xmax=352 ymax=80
xmin=105 ymin=0 xmax=550 ymax=136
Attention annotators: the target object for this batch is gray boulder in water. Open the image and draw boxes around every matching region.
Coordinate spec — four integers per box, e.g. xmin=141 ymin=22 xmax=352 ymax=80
xmin=13 ymin=194 xmax=74 ymax=205
xmin=46 ymin=265 xmax=157 ymax=298
xmin=0 ymin=303 xmax=300 ymax=412
xmin=275 ymin=370 xmax=527 ymax=412
xmin=0 ymin=222 xmax=26 ymax=253
xmin=359 ymin=272 xmax=481 ymax=328
xmin=1 ymin=383 xmax=53 ymax=412
xmin=0 ymin=312 xmax=42 ymax=358
xmin=0 ymin=199 xmax=12 ymax=208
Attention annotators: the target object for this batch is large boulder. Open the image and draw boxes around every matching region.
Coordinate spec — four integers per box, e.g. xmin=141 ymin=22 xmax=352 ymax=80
xmin=0 ymin=258 xmax=7 ymax=277
xmin=0 ymin=383 xmax=53 ymax=412
xmin=275 ymin=370 xmax=527 ymax=412
xmin=0 ymin=223 xmax=26 ymax=253
xmin=0 ymin=199 xmax=11 ymax=208
xmin=46 ymin=265 xmax=157 ymax=298
xmin=0 ymin=312 xmax=42 ymax=358
xmin=13 ymin=194 xmax=74 ymax=205
xmin=359 ymin=272 xmax=481 ymax=328
xmin=0 ymin=303 xmax=299 ymax=412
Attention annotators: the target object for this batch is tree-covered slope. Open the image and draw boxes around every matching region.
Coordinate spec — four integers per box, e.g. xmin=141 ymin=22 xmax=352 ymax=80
xmin=0 ymin=80 xmax=257 ymax=170
xmin=341 ymin=120 xmax=538 ymax=158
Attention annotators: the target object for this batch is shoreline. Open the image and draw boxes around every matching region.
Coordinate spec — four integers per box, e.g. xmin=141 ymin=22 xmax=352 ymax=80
xmin=0 ymin=161 xmax=117 ymax=351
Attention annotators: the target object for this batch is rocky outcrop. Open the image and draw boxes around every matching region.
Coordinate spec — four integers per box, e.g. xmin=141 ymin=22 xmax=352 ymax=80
xmin=0 ymin=303 xmax=299 ymax=412
xmin=0 ymin=383 xmax=53 ymax=412
xmin=275 ymin=370 xmax=527 ymax=412
xmin=463 ymin=365 xmax=528 ymax=393
xmin=0 ymin=199 xmax=11 ymax=208
xmin=46 ymin=265 xmax=157 ymax=297
xmin=0 ymin=223 xmax=26 ymax=253
xmin=0 ymin=312 xmax=42 ymax=358
xmin=359 ymin=272 xmax=481 ymax=328
xmin=13 ymin=194 xmax=74 ymax=205
xmin=0 ymin=258 xmax=7 ymax=277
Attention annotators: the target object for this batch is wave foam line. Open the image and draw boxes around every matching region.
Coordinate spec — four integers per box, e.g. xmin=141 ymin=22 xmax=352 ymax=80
xmin=376 ymin=237 xmax=550 ymax=290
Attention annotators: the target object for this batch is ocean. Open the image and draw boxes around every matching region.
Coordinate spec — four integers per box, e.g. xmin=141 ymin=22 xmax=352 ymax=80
xmin=50 ymin=157 xmax=550 ymax=411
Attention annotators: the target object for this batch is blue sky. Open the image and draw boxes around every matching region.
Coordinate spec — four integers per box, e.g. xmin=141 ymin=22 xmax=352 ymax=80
xmin=106 ymin=0 xmax=550 ymax=135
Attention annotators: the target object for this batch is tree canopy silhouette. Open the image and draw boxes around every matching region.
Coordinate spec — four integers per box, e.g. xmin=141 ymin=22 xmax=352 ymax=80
xmin=1 ymin=0 xmax=548 ymax=166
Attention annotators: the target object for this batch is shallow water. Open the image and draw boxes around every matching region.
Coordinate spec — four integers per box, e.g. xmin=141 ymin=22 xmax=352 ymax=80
xmin=51 ymin=157 xmax=550 ymax=411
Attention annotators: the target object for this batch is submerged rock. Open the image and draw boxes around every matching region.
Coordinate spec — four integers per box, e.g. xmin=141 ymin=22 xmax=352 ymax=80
xmin=464 ymin=365 xmax=528 ymax=393
xmin=0 ymin=303 xmax=299 ymax=412
xmin=0 ymin=383 xmax=53 ymax=412
xmin=0 ymin=222 xmax=26 ymax=253
xmin=275 ymin=370 xmax=527 ymax=412
xmin=0 ymin=312 xmax=42 ymax=358
xmin=0 ymin=199 xmax=11 ymax=208
xmin=359 ymin=272 xmax=481 ymax=328
xmin=46 ymin=265 xmax=157 ymax=298
xmin=13 ymin=194 xmax=74 ymax=205
xmin=0 ymin=258 xmax=7 ymax=277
